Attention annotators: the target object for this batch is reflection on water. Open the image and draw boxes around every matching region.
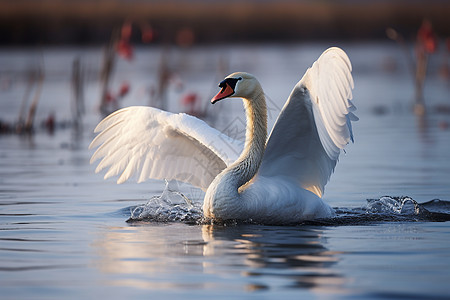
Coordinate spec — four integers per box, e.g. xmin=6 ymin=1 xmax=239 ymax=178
xmin=93 ymin=223 xmax=349 ymax=294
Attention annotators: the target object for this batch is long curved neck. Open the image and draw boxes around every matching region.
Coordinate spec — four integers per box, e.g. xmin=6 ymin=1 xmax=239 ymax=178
xmin=229 ymin=88 xmax=267 ymax=189
xmin=203 ymin=84 xmax=268 ymax=220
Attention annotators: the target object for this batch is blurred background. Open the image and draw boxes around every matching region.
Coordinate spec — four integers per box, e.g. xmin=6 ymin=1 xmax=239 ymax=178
xmin=0 ymin=0 xmax=449 ymax=183
xmin=1 ymin=0 xmax=450 ymax=45
xmin=1 ymin=0 xmax=449 ymax=133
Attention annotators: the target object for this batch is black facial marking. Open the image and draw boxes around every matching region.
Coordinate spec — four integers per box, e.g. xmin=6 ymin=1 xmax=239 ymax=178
xmin=218 ymin=77 xmax=242 ymax=91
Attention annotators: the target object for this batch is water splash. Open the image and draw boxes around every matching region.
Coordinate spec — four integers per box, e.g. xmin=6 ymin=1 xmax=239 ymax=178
xmin=127 ymin=190 xmax=450 ymax=225
xmin=127 ymin=180 xmax=203 ymax=223
xmin=306 ymin=196 xmax=450 ymax=226
xmin=365 ymin=196 xmax=420 ymax=215
xmin=363 ymin=196 xmax=450 ymax=222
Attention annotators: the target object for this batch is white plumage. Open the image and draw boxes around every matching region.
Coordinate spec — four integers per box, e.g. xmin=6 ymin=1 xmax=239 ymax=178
xmin=90 ymin=47 xmax=357 ymax=224
xmin=90 ymin=107 xmax=243 ymax=189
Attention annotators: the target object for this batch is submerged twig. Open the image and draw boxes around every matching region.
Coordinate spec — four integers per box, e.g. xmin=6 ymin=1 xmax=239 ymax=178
xmin=24 ymin=67 xmax=44 ymax=132
xmin=99 ymin=34 xmax=117 ymax=115
xmin=15 ymin=56 xmax=45 ymax=134
xmin=71 ymin=57 xmax=85 ymax=129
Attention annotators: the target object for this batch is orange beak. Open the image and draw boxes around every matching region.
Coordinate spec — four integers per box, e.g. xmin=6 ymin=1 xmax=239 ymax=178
xmin=211 ymin=83 xmax=234 ymax=104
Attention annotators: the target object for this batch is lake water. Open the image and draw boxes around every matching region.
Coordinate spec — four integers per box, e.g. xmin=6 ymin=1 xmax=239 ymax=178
xmin=1 ymin=43 xmax=450 ymax=299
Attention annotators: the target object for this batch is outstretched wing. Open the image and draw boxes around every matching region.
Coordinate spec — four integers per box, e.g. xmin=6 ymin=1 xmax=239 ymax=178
xmin=259 ymin=47 xmax=357 ymax=197
xmin=89 ymin=106 xmax=243 ymax=190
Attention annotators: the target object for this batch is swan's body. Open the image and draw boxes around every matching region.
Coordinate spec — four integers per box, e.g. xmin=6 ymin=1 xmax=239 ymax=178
xmin=90 ymin=47 xmax=357 ymax=224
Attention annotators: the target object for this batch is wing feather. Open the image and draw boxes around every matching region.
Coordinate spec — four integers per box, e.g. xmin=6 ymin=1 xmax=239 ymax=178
xmin=259 ymin=47 xmax=357 ymax=197
xmin=89 ymin=106 xmax=244 ymax=190
xmin=311 ymin=47 xmax=357 ymax=155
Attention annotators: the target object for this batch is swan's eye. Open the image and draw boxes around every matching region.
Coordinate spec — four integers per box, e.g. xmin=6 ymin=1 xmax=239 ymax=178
xmin=218 ymin=81 xmax=227 ymax=92
xmin=223 ymin=77 xmax=242 ymax=91
xmin=217 ymin=77 xmax=242 ymax=95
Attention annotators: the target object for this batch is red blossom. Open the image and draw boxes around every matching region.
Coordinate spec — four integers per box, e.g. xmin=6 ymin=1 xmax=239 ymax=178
xmin=176 ymin=27 xmax=195 ymax=47
xmin=181 ymin=93 xmax=198 ymax=106
xmin=116 ymin=39 xmax=133 ymax=60
xmin=119 ymin=82 xmax=130 ymax=97
xmin=417 ymin=20 xmax=437 ymax=54
xmin=115 ymin=21 xmax=134 ymax=61
xmin=105 ymin=91 xmax=115 ymax=103
xmin=45 ymin=113 xmax=55 ymax=133
xmin=121 ymin=22 xmax=133 ymax=41
xmin=141 ymin=25 xmax=155 ymax=43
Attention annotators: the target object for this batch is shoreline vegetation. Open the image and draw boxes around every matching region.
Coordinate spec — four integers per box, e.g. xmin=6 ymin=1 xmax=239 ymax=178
xmin=1 ymin=0 xmax=450 ymax=45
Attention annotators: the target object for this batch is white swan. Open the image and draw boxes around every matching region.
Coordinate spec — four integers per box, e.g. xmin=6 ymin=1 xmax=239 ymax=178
xmin=89 ymin=47 xmax=357 ymax=224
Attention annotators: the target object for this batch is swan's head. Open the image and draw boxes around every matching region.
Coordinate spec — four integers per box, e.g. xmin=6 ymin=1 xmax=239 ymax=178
xmin=211 ymin=72 xmax=259 ymax=104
